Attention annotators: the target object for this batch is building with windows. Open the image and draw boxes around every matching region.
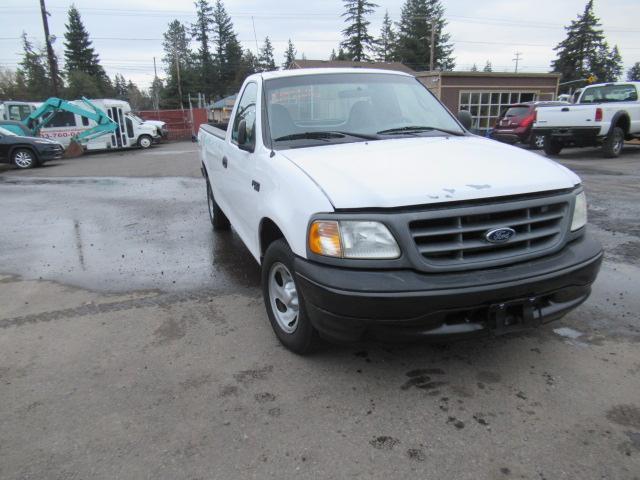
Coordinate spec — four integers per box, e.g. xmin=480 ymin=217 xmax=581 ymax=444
xmin=415 ymin=71 xmax=561 ymax=134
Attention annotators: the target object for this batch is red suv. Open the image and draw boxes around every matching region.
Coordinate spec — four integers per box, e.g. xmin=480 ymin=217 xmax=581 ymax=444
xmin=491 ymin=101 xmax=569 ymax=149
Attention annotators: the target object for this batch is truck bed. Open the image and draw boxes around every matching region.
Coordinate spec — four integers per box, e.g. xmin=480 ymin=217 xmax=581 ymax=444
xmin=200 ymin=123 xmax=227 ymax=139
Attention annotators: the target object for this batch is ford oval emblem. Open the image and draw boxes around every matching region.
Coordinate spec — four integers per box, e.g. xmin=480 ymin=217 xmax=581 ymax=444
xmin=485 ymin=227 xmax=516 ymax=244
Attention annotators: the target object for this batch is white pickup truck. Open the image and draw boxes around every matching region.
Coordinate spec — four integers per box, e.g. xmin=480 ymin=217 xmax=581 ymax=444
xmin=198 ymin=68 xmax=602 ymax=354
xmin=533 ymin=81 xmax=640 ymax=158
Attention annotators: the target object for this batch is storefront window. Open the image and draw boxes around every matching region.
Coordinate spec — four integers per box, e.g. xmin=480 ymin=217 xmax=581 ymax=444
xmin=459 ymin=90 xmax=538 ymax=134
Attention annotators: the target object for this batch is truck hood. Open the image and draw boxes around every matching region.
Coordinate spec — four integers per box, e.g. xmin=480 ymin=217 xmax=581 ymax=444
xmin=280 ymin=136 xmax=581 ymax=209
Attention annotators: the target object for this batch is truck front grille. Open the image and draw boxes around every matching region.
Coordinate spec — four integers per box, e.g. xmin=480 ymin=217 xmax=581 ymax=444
xmin=409 ymin=200 xmax=569 ymax=268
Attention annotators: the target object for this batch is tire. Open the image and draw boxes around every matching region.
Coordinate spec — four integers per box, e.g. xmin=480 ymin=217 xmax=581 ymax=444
xmin=602 ymin=126 xmax=624 ymax=158
xmin=543 ymin=136 xmax=563 ymax=156
xmin=206 ymin=180 xmax=230 ymax=230
xmin=12 ymin=148 xmax=38 ymax=169
xmin=262 ymin=239 xmax=319 ymax=354
xmin=529 ymin=133 xmax=545 ymax=150
xmin=137 ymin=135 xmax=153 ymax=149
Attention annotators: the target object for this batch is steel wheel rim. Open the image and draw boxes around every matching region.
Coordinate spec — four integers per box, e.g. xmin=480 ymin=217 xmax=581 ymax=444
xmin=613 ymin=132 xmax=624 ymax=154
xmin=14 ymin=151 xmax=33 ymax=168
xmin=140 ymin=137 xmax=151 ymax=148
xmin=534 ymin=135 xmax=545 ymax=148
xmin=268 ymin=262 xmax=299 ymax=333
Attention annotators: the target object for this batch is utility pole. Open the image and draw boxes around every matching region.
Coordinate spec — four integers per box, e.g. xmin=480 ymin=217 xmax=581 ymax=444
xmin=429 ymin=19 xmax=436 ymax=72
xmin=152 ymin=56 xmax=159 ymax=111
xmin=39 ymin=0 xmax=59 ymax=95
xmin=251 ymin=16 xmax=260 ymax=56
xmin=513 ymin=52 xmax=522 ymax=73
xmin=174 ymin=49 xmax=184 ymax=111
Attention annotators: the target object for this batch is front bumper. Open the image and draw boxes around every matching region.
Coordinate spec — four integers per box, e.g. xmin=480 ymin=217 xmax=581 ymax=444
xmin=295 ymin=233 xmax=603 ymax=343
xmin=37 ymin=145 xmax=64 ymax=163
xmin=490 ymin=128 xmax=528 ymax=144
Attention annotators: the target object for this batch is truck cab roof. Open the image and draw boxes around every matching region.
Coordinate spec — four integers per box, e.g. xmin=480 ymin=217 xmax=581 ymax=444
xmin=256 ymin=68 xmax=414 ymax=82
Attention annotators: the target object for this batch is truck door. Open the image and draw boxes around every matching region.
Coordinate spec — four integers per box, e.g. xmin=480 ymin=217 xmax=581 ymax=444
xmin=222 ymin=81 xmax=259 ymax=247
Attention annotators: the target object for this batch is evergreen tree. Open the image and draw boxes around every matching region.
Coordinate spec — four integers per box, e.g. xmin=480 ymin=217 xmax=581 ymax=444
xmin=336 ymin=47 xmax=349 ymax=61
xmin=395 ymin=0 xmax=455 ymax=71
xmin=16 ymin=33 xmax=51 ymax=99
xmin=212 ymin=0 xmax=243 ymax=94
xmin=330 ymin=49 xmax=337 ymax=61
xmin=0 ymin=67 xmax=25 ymax=100
xmin=283 ymin=39 xmax=297 ymax=69
xmin=259 ymin=37 xmax=277 ymax=71
xmin=551 ymin=1 xmax=621 ymax=86
xmin=191 ymin=0 xmax=216 ymax=97
xmin=340 ymin=0 xmax=378 ymax=61
xmin=374 ymin=11 xmax=396 ymax=62
xmin=591 ymin=44 xmax=623 ymax=82
xmin=483 ymin=61 xmax=493 ymax=72
xmin=470 ymin=64 xmax=478 ymax=72
xmin=63 ymin=5 xmax=111 ymax=95
xmin=161 ymin=20 xmax=196 ymax=108
xmin=628 ymin=62 xmax=640 ymax=81
xmin=113 ymin=74 xmax=128 ymax=99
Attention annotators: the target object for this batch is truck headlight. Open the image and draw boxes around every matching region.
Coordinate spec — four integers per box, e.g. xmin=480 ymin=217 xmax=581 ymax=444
xmin=309 ymin=220 xmax=400 ymax=259
xmin=571 ymin=191 xmax=587 ymax=231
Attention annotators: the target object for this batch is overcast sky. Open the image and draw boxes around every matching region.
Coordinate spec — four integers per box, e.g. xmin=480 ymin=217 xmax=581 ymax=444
xmin=1 ymin=0 xmax=638 ymax=89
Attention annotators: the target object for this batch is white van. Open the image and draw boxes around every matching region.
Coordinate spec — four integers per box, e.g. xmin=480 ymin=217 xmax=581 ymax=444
xmin=0 ymin=101 xmax=36 ymax=122
xmin=39 ymin=99 xmax=163 ymax=150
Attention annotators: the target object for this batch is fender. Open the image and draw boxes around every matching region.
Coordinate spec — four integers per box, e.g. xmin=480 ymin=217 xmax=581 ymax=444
xmin=7 ymin=144 xmax=39 ymax=161
xmin=607 ymin=110 xmax=631 ymax=137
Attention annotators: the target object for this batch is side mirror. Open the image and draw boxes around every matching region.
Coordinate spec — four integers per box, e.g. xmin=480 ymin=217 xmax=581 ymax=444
xmin=237 ymin=119 xmax=254 ymax=152
xmin=237 ymin=119 xmax=247 ymax=145
xmin=457 ymin=110 xmax=473 ymax=130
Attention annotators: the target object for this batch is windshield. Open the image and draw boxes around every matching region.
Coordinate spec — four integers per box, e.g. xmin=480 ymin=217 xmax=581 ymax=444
xmin=579 ymin=84 xmax=638 ymax=104
xmin=0 ymin=126 xmax=17 ymax=136
xmin=264 ymin=73 xmax=464 ymax=149
xmin=502 ymin=106 xmax=530 ymax=119
xmin=127 ymin=113 xmax=143 ymax=123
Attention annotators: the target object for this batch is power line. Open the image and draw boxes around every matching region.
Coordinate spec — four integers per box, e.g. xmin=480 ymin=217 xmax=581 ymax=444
xmin=0 ymin=6 xmax=638 ymax=33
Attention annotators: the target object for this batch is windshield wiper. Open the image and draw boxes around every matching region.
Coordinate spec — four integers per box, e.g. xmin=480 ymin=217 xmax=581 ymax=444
xmin=273 ymin=130 xmax=377 ymax=142
xmin=377 ymin=126 xmax=463 ymax=136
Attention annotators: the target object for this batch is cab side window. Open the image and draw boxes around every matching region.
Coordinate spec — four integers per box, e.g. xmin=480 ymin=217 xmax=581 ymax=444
xmin=47 ymin=111 xmax=77 ymax=127
xmin=231 ymin=82 xmax=258 ymax=146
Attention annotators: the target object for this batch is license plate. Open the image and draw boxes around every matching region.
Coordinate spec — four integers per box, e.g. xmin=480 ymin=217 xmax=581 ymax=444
xmin=490 ymin=298 xmax=541 ymax=335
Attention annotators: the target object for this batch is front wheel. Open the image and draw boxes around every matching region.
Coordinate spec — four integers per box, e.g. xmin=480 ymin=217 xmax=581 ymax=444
xmin=12 ymin=148 xmax=38 ymax=169
xmin=543 ymin=136 xmax=563 ymax=156
xmin=262 ymin=239 xmax=319 ymax=354
xmin=602 ymin=127 xmax=624 ymax=158
xmin=137 ymin=135 xmax=153 ymax=149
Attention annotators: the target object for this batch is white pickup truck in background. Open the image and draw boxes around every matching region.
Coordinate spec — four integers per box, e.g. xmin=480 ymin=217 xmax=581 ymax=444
xmin=533 ymin=81 xmax=640 ymax=158
xmin=198 ymin=68 xmax=602 ymax=354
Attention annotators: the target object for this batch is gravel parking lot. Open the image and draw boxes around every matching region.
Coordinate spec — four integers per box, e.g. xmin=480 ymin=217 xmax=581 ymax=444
xmin=1 ymin=141 xmax=639 ymax=479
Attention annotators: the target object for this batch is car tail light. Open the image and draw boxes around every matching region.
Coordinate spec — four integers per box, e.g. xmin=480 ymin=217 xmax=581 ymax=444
xmin=595 ymin=108 xmax=603 ymax=122
xmin=519 ymin=112 xmax=536 ymax=128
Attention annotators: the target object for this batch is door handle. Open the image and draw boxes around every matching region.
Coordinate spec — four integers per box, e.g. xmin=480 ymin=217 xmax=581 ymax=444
xmin=561 ymin=107 xmax=570 ymax=112
xmin=252 ymin=180 xmax=260 ymax=192
xmin=222 ymin=156 xmax=228 ymax=168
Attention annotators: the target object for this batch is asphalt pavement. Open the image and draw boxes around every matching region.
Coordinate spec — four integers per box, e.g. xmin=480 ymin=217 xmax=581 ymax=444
xmin=1 ymin=141 xmax=639 ymax=479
